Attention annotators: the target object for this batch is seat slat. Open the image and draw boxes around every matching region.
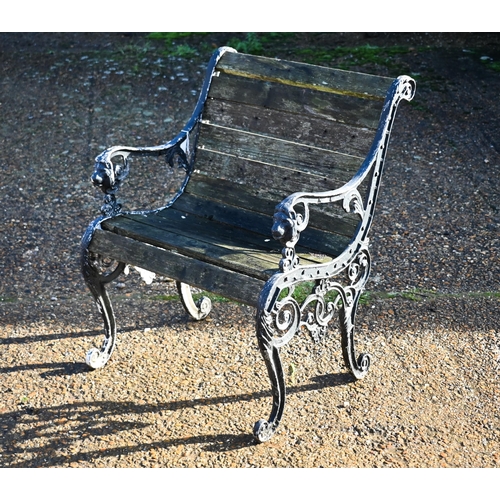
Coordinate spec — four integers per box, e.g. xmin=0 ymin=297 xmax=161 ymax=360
xmin=102 ymin=215 xmax=278 ymax=280
xmin=89 ymin=229 xmax=265 ymax=306
xmin=161 ymin=195 xmax=352 ymax=257
xmin=101 ymin=212 xmax=332 ymax=281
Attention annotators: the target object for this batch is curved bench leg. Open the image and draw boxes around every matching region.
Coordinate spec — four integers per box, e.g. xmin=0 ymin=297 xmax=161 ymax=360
xmin=81 ymin=231 xmax=126 ymax=369
xmin=339 ymin=292 xmax=371 ymax=380
xmin=176 ymin=281 xmax=212 ymax=320
xmin=253 ymin=299 xmax=296 ymax=443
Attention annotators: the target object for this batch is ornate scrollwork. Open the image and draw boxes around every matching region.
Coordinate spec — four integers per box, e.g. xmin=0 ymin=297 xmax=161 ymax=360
xmin=260 ymin=290 xmax=301 ymax=349
xmin=260 ymin=245 xmax=371 ymax=348
xmin=342 ymin=188 xmax=365 ymax=218
xmin=279 ymin=247 xmax=299 ymax=272
xmin=165 ymin=141 xmax=190 ymax=173
xmin=99 ymin=193 xmax=122 ymax=217
xmin=396 ymin=75 xmax=417 ymax=101
xmin=301 ymin=285 xmax=337 ymax=342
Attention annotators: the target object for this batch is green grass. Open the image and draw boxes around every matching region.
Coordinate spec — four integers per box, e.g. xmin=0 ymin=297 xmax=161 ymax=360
xmin=225 ymin=33 xmax=295 ymax=55
xmin=147 ymin=32 xmax=210 ymax=58
xmin=0 ymin=296 xmax=17 ymax=303
xmin=226 ymin=32 xmax=264 ymax=55
xmin=295 ymin=44 xmax=416 ymax=70
xmin=482 ymin=59 xmax=500 ymax=72
xmin=150 ymin=286 xmax=500 ymax=306
xmin=148 ymin=33 xmax=208 ymax=41
xmin=147 ymin=32 xmax=294 ymax=59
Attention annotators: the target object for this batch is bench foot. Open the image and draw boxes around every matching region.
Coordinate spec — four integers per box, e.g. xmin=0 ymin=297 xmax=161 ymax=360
xmin=253 ymin=419 xmax=278 ymax=443
xmin=176 ymin=282 xmax=212 ymax=320
xmin=81 ymin=256 xmax=125 ymax=369
xmin=86 ymin=346 xmax=113 ymax=370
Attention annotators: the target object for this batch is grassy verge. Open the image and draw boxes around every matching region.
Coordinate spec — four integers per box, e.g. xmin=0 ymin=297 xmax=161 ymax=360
xmin=146 ymin=32 xmax=415 ymax=70
xmin=148 ymin=287 xmax=500 ymax=306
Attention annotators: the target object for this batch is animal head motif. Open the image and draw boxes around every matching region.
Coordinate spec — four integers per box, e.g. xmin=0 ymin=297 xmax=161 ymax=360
xmin=91 ymin=158 xmax=129 ymax=194
xmin=272 ymin=207 xmax=300 ymax=246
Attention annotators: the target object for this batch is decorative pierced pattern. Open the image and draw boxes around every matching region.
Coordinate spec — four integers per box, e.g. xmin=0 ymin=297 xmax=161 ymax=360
xmin=260 ymin=245 xmax=370 ymax=348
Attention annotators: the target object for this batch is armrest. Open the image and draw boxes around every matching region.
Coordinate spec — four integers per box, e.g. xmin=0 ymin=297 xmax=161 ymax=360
xmin=91 ymin=137 xmax=192 ymax=216
xmin=272 ymin=75 xmax=416 ymax=272
xmin=90 ymin=46 xmax=237 ymax=217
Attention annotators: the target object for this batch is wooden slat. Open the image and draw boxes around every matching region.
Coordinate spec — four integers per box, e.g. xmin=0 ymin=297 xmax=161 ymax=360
xmin=216 ymin=51 xmax=393 ymax=100
xmin=197 ymin=123 xmax=362 ymax=184
xmin=89 ymin=229 xmax=265 ymax=306
xmin=102 ymin=215 xmax=280 ymax=280
xmin=207 ymin=72 xmax=383 ymax=129
xmin=203 ymin=99 xmax=376 ymax=157
xmin=105 ymin=208 xmax=337 ymax=265
xmin=184 ymin=174 xmax=361 ymax=241
xmin=193 ymin=148 xmax=355 ymax=201
xmin=152 ymin=199 xmax=352 ymax=257
xmin=172 ymin=192 xmax=274 ymax=234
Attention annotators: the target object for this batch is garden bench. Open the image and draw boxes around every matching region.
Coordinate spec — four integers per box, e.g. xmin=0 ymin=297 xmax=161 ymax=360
xmin=81 ymin=46 xmax=415 ymax=442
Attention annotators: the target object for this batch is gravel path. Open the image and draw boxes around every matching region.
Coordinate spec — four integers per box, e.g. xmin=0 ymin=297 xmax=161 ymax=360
xmin=1 ymin=33 xmax=499 ymax=468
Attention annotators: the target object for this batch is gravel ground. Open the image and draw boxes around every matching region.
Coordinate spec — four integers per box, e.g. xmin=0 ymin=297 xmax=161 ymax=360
xmin=0 ymin=33 xmax=499 ymax=468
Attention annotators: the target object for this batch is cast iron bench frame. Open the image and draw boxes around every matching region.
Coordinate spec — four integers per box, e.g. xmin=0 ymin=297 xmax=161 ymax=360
xmin=81 ymin=46 xmax=415 ymax=442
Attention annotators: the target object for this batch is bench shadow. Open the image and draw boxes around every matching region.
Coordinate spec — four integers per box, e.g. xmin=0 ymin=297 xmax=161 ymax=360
xmin=0 ymin=371 xmax=354 ymax=467
xmin=0 ymin=324 xmax=166 ymax=347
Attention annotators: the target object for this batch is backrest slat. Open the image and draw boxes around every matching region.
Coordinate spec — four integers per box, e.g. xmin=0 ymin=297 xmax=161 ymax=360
xmin=207 ymin=72 xmax=384 ymax=130
xmin=203 ymin=98 xmax=376 ymax=157
xmin=216 ymin=52 xmax=392 ymax=100
xmin=197 ymin=123 xmax=361 ymax=188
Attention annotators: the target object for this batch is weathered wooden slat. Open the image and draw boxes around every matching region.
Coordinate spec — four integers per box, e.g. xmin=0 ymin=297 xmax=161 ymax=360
xmin=153 ymin=199 xmax=351 ymax=258
xmin=104 ymin=210 xmax=335 ymax=275
xmin=207 ymin=72 xmax=383 ymax=129
xmin=203 ymin=99 xmax=376 ymax=157
xmin=193 ymin=148 xmax=355 ymax=200
xmin=102 ymin=215 xmax=279 ymax=280
xmin=89 ymin=229 xmax=265 ymax=306
xmin=216 ymin=51 xmax=393 ymax=100
xmin=197 ymin=123 xmax=362 ymax=184
xmin=172 ymin=192 xmax=274 ymax=235
xmin=184 ymin=174 xmax=361 ymax=240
